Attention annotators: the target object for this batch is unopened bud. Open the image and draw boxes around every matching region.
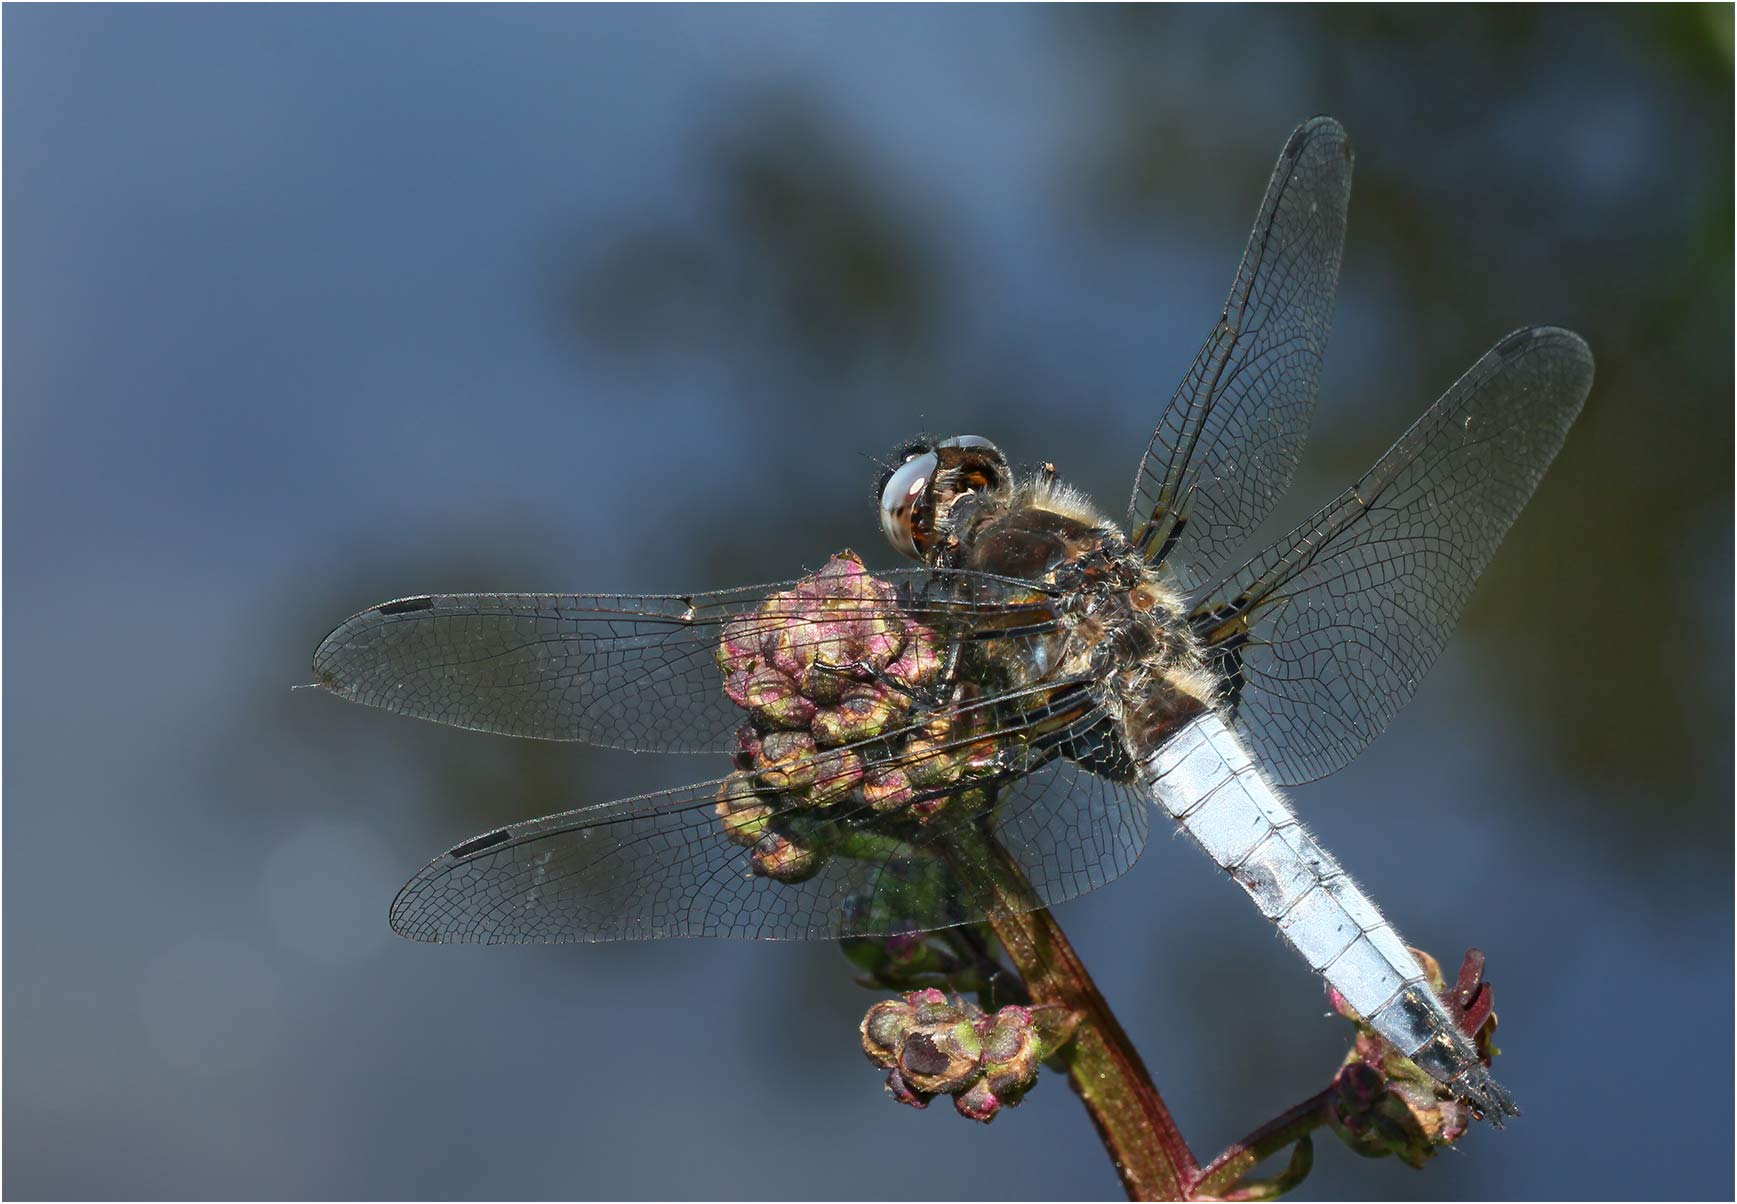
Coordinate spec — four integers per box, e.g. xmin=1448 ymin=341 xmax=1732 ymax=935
xmin=858 ymin=991 xmax=1068 ymax=1125
xmin=755 ymin=730 xmax=817 ymax=791
xmin=742 ymin=667 xmax=816 ymax=731
xmin=885 ymin=623 xmax=943 ymax=688
xmin=978 ymin=1005 xmax=1043 ymax=1098
xmin=862 ymin=996 xmax=923 ymax=1062
xmin=714 ymin=774 xmax=773 ymax=848
xmin=953 ymin=1078 xmax=1003 ymax=1122
xmin=812 ymin=686 xmax=907 ymax=747
xmin=806 ymin=747 xmax=865 ymax=807
xmin=1326 ymin=947 xmax=1498 ymax=1166
xmin=861 ymin=765 xmax=916 ymax=812
xmin=750 ymin=828 xmax=824 ymax=883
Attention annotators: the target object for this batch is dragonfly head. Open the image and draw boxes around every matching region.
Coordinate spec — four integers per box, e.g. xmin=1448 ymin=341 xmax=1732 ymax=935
xmin=878 ymin=435 xmax=1011 ymax=561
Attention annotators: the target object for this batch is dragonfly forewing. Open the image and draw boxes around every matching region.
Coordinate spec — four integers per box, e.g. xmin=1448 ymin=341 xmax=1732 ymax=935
xmin=1128 ymin=116 xmax=1354 ymax=591
xmin=312 ymin=569 xmax=1063 ymax=753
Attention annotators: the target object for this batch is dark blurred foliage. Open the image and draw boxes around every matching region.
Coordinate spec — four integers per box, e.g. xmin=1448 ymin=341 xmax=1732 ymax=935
xmin=564 ymin=5 xmax=1733 ymax=842
xmin=572 ymin=96 xmax=942 ymax=376
xmin=6 ymin=5 xmax=1731 ymax=1200
xmin=1060 ymin=5 xmax=1734 ymax=819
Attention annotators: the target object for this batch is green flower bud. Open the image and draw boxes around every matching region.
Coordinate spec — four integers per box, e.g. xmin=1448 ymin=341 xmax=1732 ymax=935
xmin=861 ymin=765 xmax=916 ymax=812
xmin=896 ymin=1021 xmax=982 ymax=1095
xmin=861 ymin=996 xmax=922 ymax=1064
xmin=714 ymin=774 xmax=775 ymax=848
xmin=806 ymin=747 xmax=865 ymax=807
xmin=742 ymin=666 xmax=816 ymax=731
xmin=841 ymin=930 xmax=958 ymax=991
xmin=885 ymin=621 xmax=944 ymax=689
xmin=750 ymin=828 xmax=825 ymax=883
xmin=858 ymin=992 xmax=1066 ymax=1125
xmin=811 ymin=685 xmax=908 ymax=748
xmin=755 ymin=730 xmax=817 ymax=791
xmin=762 ymin=605 xmax=816 ymax=681
xmin=978 ymin=1005 xmax=1043 ymax=1098
xmin=844 ymin=610 xmax=908 ymax=674
xmin=715 ymin=618 xmax=763 ymax=678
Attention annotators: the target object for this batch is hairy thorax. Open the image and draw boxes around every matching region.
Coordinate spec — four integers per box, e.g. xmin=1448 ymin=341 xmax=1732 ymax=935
xmin=948 ymin=475 xmax=1218 ymax=768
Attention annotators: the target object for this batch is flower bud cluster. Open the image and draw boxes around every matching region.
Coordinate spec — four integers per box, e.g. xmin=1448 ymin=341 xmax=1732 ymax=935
xmin=859 ymin=988 xmax=1072 ymax=1122
xmin=1326 ymin=948 xmax=1500 ymax=1167
xmin=712 ymin=552 xmax=1007 ymax=883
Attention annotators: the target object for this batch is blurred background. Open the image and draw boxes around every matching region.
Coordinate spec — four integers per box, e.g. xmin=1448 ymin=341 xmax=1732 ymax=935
xmin=6 ymin=6 xmax=1731 ymax=1199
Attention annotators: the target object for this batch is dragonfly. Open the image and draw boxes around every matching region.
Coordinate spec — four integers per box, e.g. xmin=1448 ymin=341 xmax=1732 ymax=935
xmin=312 ymin=117 xmax=1592 ymax=1124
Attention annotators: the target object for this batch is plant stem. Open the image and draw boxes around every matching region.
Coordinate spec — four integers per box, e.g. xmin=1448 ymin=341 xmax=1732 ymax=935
xmin=967 ymin=840 xmax=1197 ymax=1200
xmin=1191 ymin=1090 xmax=1332 ymax=1200
xmin=990 ymin=902 xmax=1198 ymax=1200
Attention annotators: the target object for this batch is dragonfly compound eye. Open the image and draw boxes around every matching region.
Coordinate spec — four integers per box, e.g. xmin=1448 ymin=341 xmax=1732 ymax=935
xmin=879 ymin=448 xmax=939 ymax=560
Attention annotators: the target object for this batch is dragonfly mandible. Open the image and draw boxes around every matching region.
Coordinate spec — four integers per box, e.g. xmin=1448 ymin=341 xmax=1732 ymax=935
xmin=312 ymin=117 xmax=1592 ymax=1124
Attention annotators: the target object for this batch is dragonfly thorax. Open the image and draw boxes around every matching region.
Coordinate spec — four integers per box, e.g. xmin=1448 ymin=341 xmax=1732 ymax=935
xmin=925 ymin=458 xmax=1222 ymax=768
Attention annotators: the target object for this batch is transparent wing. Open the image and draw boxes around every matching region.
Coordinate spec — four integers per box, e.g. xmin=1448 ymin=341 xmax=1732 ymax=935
xmin=388 ymin=707 xmax=1149 ymax=943
xmin=1193 ymin=327 xmax=1594 ymax=786
xmin=1128 ymin=116 xmax=1354 ymax=592
xmin=311 ymin=570 xmax=1059 ymax=753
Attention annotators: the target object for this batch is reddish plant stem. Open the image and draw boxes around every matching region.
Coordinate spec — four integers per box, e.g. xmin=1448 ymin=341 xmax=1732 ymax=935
xmin=986 ymin=900 xmax=1199 ymax=1200
xmin=962 ymin=838 xmax=1195 ymax=1199
xmin=961 ymin=838 xmax=1341 ymax=1201
xmin=1191 ymin=1089 xmax=1333 ymax=1200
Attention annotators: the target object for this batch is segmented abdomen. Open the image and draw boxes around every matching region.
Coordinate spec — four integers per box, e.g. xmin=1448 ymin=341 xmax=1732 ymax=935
xmin=1141 ymin=713 xmax=1517 ymax=1122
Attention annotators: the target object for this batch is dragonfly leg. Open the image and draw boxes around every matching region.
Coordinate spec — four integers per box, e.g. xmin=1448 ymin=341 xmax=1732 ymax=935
xmin=810 ymin=653 xmax=956 ymax=712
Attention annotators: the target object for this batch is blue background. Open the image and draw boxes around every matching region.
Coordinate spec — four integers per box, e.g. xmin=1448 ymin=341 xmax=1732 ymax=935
xmin=6 ymin=6 xmax=1732 ymax=1199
